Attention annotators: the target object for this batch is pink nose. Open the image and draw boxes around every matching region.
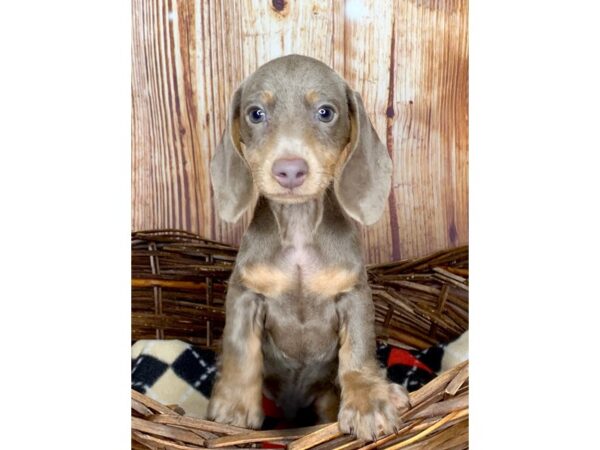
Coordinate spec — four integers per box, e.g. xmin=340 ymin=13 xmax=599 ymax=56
xmin=271 ymin=158 xmax=308 ymax=189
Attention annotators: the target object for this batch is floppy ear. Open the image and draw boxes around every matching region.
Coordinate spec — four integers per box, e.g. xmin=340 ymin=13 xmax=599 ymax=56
xmin=334 ymin=89 xmax=393 ymax=225
xmin=210 ymin=85 xmax=256 ymax=223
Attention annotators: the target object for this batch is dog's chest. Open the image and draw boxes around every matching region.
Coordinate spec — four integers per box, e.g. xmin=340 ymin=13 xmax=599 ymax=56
xmin=263 ymin=235 xmax=341 ymax=364
xmin=240 ymin=227 xmax=357 ymax=300
xmin=239 ymin=201 xmax=358 ymax=366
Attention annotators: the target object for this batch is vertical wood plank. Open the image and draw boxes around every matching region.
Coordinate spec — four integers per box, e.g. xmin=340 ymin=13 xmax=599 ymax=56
xmin=343 ymin=0 xmax=396 ymax=263
xmin=196 ymin=0 xmax=249 ymax=245
xmin=132 ymin=0 xmax=202 ymax=233
xmin=391 ymin=0 xmax=469 ymax=258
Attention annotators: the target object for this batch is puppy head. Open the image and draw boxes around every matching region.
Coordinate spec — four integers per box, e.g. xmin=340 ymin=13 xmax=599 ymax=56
xmin=211 ymin=54 xmax=392 ymax=225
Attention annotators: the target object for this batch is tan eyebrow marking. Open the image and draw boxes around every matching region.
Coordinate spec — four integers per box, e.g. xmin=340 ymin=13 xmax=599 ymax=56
xmin=305 ymin=89 xmax=320 ymax=105
xmin=259 ymin=90 xmax=274 ymax=105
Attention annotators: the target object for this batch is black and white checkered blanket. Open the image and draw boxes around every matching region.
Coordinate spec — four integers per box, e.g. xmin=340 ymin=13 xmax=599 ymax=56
xmin=132 ymin=332 xmax=467 ymax=420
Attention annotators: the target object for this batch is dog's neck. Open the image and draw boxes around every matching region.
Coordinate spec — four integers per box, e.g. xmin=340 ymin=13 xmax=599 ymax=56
xmin=268 ymin=196 xmax=324 ymax=247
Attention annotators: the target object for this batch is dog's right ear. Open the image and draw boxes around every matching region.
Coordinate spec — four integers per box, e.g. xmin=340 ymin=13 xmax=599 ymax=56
xmin=210 ymin=85 xmax=256 ymax=223
xmin=334 ymin=88 xmax=392 ymax=226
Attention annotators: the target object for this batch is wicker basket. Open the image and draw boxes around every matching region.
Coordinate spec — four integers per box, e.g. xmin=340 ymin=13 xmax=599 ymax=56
xmin=132 ymin=229 xmax=237 ymax=349
xmin=131 ymin=230 xmax=469 ymax=450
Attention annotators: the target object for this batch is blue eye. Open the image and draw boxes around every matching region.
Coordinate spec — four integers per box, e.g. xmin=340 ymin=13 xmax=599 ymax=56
xmin=317 ymin=106 xmax=335 ymax=122
xmin=248 ymin=108 xmax=266 ymax=123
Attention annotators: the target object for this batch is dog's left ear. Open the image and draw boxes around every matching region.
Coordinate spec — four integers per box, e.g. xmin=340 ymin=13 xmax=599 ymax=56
xmin=334 ymin=88 xmax=393 ymax=225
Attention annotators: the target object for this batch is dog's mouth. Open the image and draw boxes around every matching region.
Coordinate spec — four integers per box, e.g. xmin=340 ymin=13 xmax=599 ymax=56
xmin=265 ymin=190 xmax=317 ymax=203
xmin=259 ymin=174 xmax=334 ymax=204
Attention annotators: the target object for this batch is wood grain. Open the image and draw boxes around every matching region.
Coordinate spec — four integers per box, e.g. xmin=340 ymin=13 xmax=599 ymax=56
xmin=132 ymin=0 xmax=469 ymax=263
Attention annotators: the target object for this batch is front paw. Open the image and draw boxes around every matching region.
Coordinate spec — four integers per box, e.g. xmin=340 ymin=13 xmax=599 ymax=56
xmin=207 ymin=382 xmax=264 ymax=429
xmin=338 ymin=373 xmax=409 ymax=441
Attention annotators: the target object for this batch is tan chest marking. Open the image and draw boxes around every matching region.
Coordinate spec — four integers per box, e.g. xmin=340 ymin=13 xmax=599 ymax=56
xmin=240 ymin=264 xmax=293 ymax=298
xmin=306 ymin=267 xmax=358 ymax=297
xmin=241 ymin=264 xmax=358 ymax=299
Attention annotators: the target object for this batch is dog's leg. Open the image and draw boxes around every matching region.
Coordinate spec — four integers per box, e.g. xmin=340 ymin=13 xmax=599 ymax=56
xmin=207 ymin=285 xmax=265 ymax=428
xmin=314 ymin=386 xmax=340 ymax=424
xmin=336 ymin=286 xmax=410 ymax=441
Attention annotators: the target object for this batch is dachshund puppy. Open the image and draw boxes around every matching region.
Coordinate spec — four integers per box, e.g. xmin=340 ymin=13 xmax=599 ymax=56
xmin=207 ymin=54 xmax=409 ymax=440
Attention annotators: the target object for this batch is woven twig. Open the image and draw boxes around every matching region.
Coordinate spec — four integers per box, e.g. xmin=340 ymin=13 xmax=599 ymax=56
xmin=132 ymin=230 xmax=237 ymax=349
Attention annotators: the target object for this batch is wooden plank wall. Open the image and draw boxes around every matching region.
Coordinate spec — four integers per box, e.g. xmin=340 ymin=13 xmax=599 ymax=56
xmin=132 ymin=0 xmax=468 ymax=264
